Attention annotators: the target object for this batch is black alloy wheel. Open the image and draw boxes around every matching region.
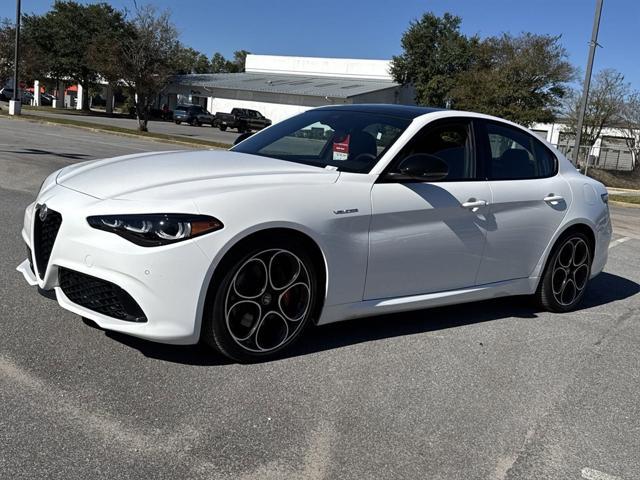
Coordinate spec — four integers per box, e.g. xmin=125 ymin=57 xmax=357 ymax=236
xmin=536 ymin=232 xmax=593 ymax=312
xmin=203 ymin=239 xmax=319 ymax=362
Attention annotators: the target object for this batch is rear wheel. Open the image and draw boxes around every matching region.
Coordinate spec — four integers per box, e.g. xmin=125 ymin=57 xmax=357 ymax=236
xmin=536 ymin=232 xmax=592 ymax=312
xmin=202 ymin=239 xmax=319 ymax=362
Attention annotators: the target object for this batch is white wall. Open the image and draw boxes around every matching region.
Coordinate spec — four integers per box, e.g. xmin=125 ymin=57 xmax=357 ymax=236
xmin=245 ymin=54 xmax=392 ymax=80
xmin=208 ymin=97 xmax=313 ymax=124
xmin=531 ymin=121 xmax=638 ymax=148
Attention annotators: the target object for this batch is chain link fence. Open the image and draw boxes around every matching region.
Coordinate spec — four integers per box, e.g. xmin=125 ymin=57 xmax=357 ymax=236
xmin=554 ymin=144 xmax=636 ymax=171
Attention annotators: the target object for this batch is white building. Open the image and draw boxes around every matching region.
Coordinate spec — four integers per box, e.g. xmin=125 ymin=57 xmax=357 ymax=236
xmin=531 ymin=121 xmax=637 ymax=171
xmin=162 ymin=54 xmax=415 ymax=124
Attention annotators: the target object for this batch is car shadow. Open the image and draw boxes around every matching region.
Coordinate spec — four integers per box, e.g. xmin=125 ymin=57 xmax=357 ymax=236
xmin=97 ymin=272 xmax=639 ymax=365
xmin=95 ymin=324 xmax=232 ymax=366
xmin=2 ymin=148 xmax=91 ymax=160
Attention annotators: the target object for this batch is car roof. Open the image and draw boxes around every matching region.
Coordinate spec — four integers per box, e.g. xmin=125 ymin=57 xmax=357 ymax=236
xmin=315 ymin=103 xmax=442 ymax=119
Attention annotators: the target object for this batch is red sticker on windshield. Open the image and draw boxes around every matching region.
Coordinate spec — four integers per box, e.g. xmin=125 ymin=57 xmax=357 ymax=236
xmin=332 ymin=134 xmax=350 ymax=161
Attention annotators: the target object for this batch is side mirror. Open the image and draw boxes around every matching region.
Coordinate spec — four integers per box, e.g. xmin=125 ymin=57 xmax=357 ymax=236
xmin=388 ymin=154 xmax=449 ymax=182
xmin=233 ymin=131 xmax=254 ymax=145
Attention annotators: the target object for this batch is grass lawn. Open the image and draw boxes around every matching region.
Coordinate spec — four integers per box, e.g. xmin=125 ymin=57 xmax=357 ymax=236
xmin=609 ymin=194 xmax=640 ymax=205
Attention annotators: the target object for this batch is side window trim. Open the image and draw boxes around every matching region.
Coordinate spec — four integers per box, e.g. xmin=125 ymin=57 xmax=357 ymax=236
xmin=379 ymin=116 xmax=482 ymax=183
xmin=479 ymin=119 xmax=559 ymax=181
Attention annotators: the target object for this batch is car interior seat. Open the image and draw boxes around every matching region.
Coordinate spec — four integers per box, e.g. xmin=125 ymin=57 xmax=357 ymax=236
xmin=493 ymin=148 xmax=535 ymax=179
xmin=348 ymin=131 xmax=378 ymax=163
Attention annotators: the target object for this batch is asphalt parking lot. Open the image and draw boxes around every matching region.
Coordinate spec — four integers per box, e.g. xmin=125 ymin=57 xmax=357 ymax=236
xmin=22 ymin=107 xmax=242 ymax=145
xmin=1 ymin=117 xmax=640 ymax=479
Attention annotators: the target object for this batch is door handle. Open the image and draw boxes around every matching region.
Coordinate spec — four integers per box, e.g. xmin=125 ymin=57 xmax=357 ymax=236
xmin=543 ymin=194 xmax=564 ymax=203
xmin=461 ymin=199 xmax=488 ymax=212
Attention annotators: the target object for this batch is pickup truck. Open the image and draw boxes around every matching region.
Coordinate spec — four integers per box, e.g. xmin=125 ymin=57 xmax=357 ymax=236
xmin=213 ymin=108 xmax=272 ymax=133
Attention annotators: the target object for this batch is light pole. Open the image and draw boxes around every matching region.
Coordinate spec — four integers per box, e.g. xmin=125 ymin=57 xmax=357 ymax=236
xmin=574 ymin=0 xmax=604 ymax=176
xmin=10 ymin=0 xmax=22 ymax=115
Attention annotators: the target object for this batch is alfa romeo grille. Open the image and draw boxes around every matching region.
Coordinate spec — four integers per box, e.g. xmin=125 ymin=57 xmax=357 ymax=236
xmin=33 ymin=207 xmax=62 ymax=279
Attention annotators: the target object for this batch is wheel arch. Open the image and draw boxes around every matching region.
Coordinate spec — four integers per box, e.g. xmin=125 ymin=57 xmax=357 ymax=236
xmin=532 ymin=219 xmax=597 ymax=288
xmin=195 ymin=226 xmax=329 ymax=341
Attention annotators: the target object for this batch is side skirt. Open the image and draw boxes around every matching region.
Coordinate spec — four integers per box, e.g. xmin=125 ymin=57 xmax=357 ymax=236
xmin=317 ymin=277 xmax=537 ymax=325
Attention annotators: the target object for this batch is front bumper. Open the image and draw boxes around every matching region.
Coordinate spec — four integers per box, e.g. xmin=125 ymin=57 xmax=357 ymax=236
xmin=17 ymin=186 xmax=215 ymax=345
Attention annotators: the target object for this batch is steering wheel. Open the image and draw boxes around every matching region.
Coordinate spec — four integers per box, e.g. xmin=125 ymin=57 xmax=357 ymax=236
xmin=351 ymin=152 xmax=377 ymax=165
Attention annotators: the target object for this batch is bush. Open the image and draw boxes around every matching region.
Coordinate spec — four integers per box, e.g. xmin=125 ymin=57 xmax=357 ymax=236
xmin=588 ymin=168 xmax=640 ymax=190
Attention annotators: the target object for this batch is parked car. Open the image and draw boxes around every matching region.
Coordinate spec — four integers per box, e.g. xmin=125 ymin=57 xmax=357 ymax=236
xmin=0 ymin=87 xmax=14 ymax=101
xmin=213 ymin=108 xmax=272 ymax=132
xmin=40 ymin=93 xmax=55 ymax=106
xmin=17 ymin=105 xmax=612 ymax=362
xmin=173 ymin=104 xmax=214 ymax=126
xmin=0 ymin=88 xmax=42 ymax=104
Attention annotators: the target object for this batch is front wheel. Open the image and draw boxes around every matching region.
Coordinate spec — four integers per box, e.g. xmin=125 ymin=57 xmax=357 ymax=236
xmin=536 ymin=232 xmax=593 ymax=312
xmin=202 ymin=240 xmax=319 ymax=362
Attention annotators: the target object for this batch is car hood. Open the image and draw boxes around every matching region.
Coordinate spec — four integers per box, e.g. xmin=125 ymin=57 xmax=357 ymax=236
xmin=56 ymin=150 xmax=339 ymax=200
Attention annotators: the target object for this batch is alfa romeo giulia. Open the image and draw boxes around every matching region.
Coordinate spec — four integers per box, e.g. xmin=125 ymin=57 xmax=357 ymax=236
xmin=17 ymin=105 xmax=612 ymax=362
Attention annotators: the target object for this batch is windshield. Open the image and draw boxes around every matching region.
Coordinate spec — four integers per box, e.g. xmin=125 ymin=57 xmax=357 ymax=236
xmin=231 ymin=109 xmax=411 ymax=173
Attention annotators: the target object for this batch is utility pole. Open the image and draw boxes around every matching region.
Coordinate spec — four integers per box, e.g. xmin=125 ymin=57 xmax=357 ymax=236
xmin=10 ymin=0 xmax=22 ymax=115
xmin=574 ymin=0 xmax=604 ymax=176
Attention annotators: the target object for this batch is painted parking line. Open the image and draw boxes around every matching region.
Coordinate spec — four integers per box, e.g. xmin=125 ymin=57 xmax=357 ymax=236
xmin=581 ymin=467 xmax=622 ymax=480
xmin=609 ymin=237 xmax=631 ymax=249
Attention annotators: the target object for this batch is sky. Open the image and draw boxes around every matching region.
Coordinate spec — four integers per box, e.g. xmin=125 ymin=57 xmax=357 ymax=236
xmin=22 ymin=0 xmax=640 ymax=89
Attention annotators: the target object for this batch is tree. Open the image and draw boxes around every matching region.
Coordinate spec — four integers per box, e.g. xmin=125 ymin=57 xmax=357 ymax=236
xmin=233 ymin=49 xmax=250 ymax=72
xmin=23 ymin=1 xmax=128 ymax=110
xmin=0 ymin=16 xmax=49 ymax=88
xmin=450 ymin=33 xmax=575 ymax=125
xmin=0 ymin=18 xmax=14 ymax=83
xmin=173 ymin=46 xmax=211 ymax=74
xmin=564 ymin=69 xmax=630 ymax=150
xmin=210 ymin=50 xmax=250 ymax=73
xmin=210 ymin=52 xmax=229 ymax=73
xmin=391 ymin=13 xmax=575 ymax=125
xmin=115 ymin=5 xmax=180 ymax=131
xmin=390 ymin=12 xmax=476 ymax=107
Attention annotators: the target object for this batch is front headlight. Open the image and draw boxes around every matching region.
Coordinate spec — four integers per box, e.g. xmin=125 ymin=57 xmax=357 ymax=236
xmin=87 ymin=214 xmax=223 ymax=247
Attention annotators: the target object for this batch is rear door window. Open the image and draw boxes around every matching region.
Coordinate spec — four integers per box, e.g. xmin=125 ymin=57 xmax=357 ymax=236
xmin=484 ymin=121 xmax=557 ymax=180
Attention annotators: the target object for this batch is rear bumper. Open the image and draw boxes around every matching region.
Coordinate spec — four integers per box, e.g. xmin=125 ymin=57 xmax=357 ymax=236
xmin=590 ymin=208 xmax=613 ymax=278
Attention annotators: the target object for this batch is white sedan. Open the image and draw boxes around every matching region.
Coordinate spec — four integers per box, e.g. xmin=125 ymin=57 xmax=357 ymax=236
xmin=17 ymin=105 xmax=612 ymax=362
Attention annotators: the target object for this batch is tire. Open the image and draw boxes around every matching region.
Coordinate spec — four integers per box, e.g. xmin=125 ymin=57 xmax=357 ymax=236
xmin=202 ymin=237 xmax=319 ymax=362
xmin=175 ymin=120 xmax=181 ymax=125
xmin=535 ymin=232 xmax=593 ymax=312
xmin=219 ymin=124 xmax=227 ymax=132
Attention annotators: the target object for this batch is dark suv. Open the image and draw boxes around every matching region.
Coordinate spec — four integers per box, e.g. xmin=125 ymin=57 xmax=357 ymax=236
xmin=173 ymin=105 xmax=214 ymax=126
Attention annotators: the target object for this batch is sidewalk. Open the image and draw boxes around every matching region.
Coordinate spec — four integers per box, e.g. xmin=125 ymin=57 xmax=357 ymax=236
xmin=607 ymin=187 xmax=640 ymax=196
